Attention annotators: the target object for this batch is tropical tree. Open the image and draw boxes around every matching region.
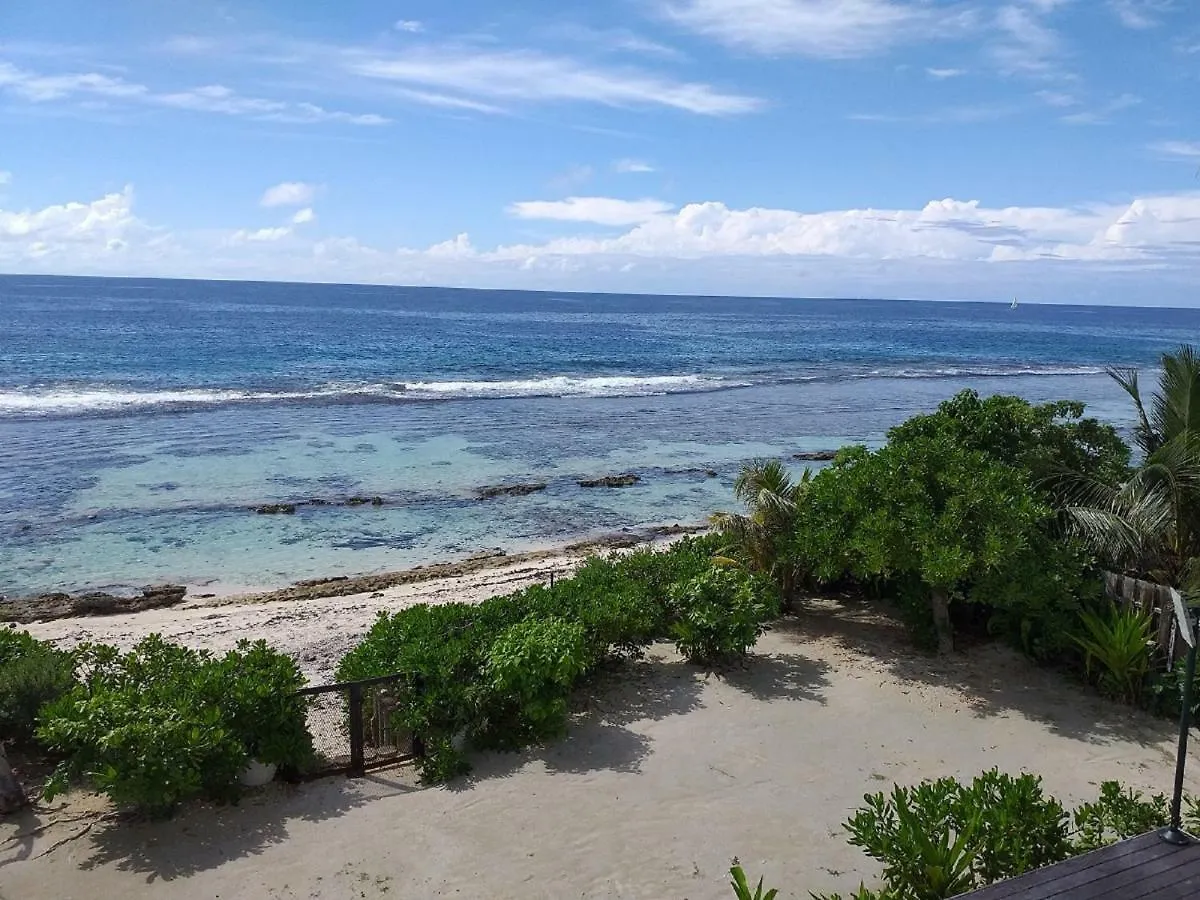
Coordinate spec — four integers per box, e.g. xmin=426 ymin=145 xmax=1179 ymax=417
xmin=1064 ymin=346 xmax=1200 ymax=591
xmin=712 ymin=459 xmax=811 ymax=610
xmin=798 ymin=438 xmax=1048 ymax=654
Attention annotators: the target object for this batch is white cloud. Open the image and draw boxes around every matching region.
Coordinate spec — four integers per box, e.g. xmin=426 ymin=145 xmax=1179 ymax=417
xmin=261 ymin=182 xmax=316 ymax=208
xmin=346 ymin=46 xmax=762 ymax=115
xmin=230 ymin=226 xmax=292 ymax=243
xmin=0 ymin=60 xmax=388 ymax=125
xmin=0 ymin=171 xmax=10 ymax=186
xmin=1060 ymin=92 xmax=1141 ymax=125
xmin=508 ymin=197 xmax=675 ymax=226
xmin=9 ymin=185 xmax=1200 ymax=306
xmin=990 ymin=4 xmax=1064 ymax=75
xmin=1035 ymin=89 xmax=1077 ymax=107
xmin=1109 ymin=0 xmax=1172 ymax=29
xmin=926 ymin=67 xmax=965 ymax=78
xmin=1150 ymin=141 xmax=1200 ymax=160
xmin=394 ymin=20 xmax=424 ymax=33
xmin=290 ymin=207 xmax=316 ymax=225
xmin=614 ymin=159 xmax=656 ymax=173
xmin=659 ymin=0 xmax=971 ymax=58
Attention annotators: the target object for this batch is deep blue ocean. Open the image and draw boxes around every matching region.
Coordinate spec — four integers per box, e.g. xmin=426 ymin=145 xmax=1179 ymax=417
xmin=1 ymin=274 xmax=1196 ymax=597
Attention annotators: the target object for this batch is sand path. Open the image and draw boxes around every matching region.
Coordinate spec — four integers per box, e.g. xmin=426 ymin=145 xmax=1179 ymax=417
xmin=3 ymin=599 xmax=1194 ymax=900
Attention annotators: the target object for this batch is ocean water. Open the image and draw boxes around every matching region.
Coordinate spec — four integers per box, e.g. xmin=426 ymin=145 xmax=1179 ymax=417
xmin=1 ymin=274 xmax=1196 ymax=597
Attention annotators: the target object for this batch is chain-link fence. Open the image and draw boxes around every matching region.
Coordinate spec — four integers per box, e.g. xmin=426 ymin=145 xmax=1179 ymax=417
xmin=296 ymin=673 xmax=423 ymax=776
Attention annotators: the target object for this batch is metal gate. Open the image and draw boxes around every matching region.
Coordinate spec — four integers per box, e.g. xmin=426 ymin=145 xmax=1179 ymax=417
xmin=296 ymin=673 xmax=423 ymax=776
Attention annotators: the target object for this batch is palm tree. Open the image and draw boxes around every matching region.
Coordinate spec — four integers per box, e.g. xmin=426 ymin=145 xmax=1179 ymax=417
xmin=711 ymin=459 xmax=811 ymax=610
xmin=1064 ymin=346 xmax=1200 ymax=590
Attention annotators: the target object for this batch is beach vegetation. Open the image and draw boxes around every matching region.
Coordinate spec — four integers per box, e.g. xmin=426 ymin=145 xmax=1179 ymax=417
xmin=670 ymin=567 xmax=776 ymax=665
xmin=712 ymin=459 xmax=812 ymax=610
xmin=38 ymin=635 xmax=311 ymax=815
xmin=0 ymin=628 xmax=76 ymax=746
xmin=818 ymin=773 xmax=1191 ymax=900
xmin=729 ymin=864 xmax=780 ymax=900
xmin=1071 ymin=603 xmax=1156 ymax=704
xmin=336 ymin=536 xmax=766 ymax=782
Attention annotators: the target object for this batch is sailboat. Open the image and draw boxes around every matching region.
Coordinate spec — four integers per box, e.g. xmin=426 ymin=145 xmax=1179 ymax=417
xmin=1010 ymin=297 xmax=1019 ymax=310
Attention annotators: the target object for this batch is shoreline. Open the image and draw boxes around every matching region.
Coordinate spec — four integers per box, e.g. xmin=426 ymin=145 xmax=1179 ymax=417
xmin=16 ymin=525 xmax=706 ymax=682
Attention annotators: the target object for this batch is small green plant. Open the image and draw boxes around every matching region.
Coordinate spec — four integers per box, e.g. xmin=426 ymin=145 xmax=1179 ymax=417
xmin=1072 ymin=781 xmax=1169 ymax=851
xmin=730 ymin=864 xmax=779 ymax=900
xmin=670 ymin=567 xmax=775 ymax=665
xmin=1072 ymin=604 xmax=1155 ymax=704
xmin=0 ymin=628 xmax=76 ymax=745
xmin=842 ymin=771 xmax=1071 ymax=900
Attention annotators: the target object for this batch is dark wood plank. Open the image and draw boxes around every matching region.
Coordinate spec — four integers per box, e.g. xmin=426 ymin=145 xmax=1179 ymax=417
xmin=1081 ymin=842 xmax=1200 ymax=898
xmin=957 ymin=834 xmax=1174 ymax=899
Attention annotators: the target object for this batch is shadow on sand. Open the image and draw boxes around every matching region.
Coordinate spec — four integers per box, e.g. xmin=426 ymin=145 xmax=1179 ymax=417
xmin=11 ymin=775 xmax=417 ymax=883
xmin=451 ymin=645 xmax=831 ymax=790
xmin=780 ymin=594 xmax=1171 ymax=748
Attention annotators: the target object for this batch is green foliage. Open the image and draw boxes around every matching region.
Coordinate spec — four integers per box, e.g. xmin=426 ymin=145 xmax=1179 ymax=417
xmin=38 ymin=635 xmax=312 ymax=815
xmin=887 ymin=389 xmax=1130 ymax=499
xmin=1072 ymin=604 xmax=1155 ymax=703
xmin=797 ymin=435 xmax=1050 ymax=653
xmin=1072 ymin=781 xmax=1169 ymax=852
xmin=842 ymin=771 xmax=1072 ymax=900
xmin=730 ymin=864 xmax=779 ymax=900
xmin=484 ymin=617 xmax=587 ymax=744
xmin=0 ymin=628 xmax=76 ymax=746
xmin=1147 ymin=653 xmax=1200 ymax=721
xmin=670 ymin=567 xmax=775 ymax=665
xmin=713 ymin=459 xmax=812 ymax=608
xmin=336 ymin=538 xmax=735 ymax=782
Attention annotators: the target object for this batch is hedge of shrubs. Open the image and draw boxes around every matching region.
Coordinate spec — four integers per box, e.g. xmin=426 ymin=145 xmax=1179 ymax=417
xmin=1 ymin=627 xmax=313 ymax=816
xmin=336 ymin=535 xmax=779 ymax=782
xmin=1 ymin=536 xmax=777 ymax=807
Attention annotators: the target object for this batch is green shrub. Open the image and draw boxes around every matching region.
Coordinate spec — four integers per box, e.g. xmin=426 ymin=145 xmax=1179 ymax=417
xmin=669 ymin=567 xmax=775 ymax=666
xmin=335 ymin=539 xmax=746 ymax=782
xmin=842 ymin=771 xmax=1071 ymax=900
xmin=1072 ymin=604 xmax=1155 ymax=704
xmin=0 ymin=628 xmax=76 ymax=745
xmin=483 ymin=617 xmax=587 ymax=745
xmin=38 ymin=635 xmax=312 ymax=815
xmin=1072 ymin=781 xmax=1169 ymax=852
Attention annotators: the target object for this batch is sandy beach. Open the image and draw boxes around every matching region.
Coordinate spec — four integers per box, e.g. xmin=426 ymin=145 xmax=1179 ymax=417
xmin=3 ymin=586 xmax=1196 ymax=900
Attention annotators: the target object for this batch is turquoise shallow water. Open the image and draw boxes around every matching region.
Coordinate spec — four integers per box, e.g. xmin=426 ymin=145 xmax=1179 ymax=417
xmin=0 ymin=275 xmax=1191 ymax=596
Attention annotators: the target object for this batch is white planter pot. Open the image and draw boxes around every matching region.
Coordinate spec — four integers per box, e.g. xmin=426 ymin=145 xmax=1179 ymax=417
xmin=239 ymin=760 xmax=278 ymax=787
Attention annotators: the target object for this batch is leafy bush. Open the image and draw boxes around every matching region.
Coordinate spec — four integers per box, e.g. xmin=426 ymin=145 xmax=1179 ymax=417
xmin=38 ymin=636 xmax=312 ymax=815
xmin=483 ymin=617 xmax=587 ymax=745
xmin=336 ymin=538 xmax=736 ymax=782
xmin=670 ymin=567 xmax=775 ymax=665
xmin=0 ymin=628 xmax=76 ymax=745
xmin=842 ymin=771 xmax=1072 ymax=900
xmin=1072 ymin=604 xmax=1155 ymax=704
xmin=1072 ymin=781 xmax=1169 ymax=852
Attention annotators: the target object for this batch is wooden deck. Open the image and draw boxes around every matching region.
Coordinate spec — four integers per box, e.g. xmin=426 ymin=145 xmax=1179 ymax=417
xmin=957 ymin=831 xmax=1200 ymax=899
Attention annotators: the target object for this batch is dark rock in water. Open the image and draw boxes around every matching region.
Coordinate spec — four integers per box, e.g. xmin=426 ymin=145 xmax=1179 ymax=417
xmin=255 ymin=503 xmax=297 ymax=515
xmin=345 ymin=496 xmax=385 ymax=507
xmin=307 ymin=498 xmax=332 ymax=506
xmin=476 ymin=482 xmax=548 ymax=500
xmin=579 ymin=474 xmax=640 ymax=488
xmin=704 ymin=469 xmax=719 ymax=478
xmin=1 ymin=584 xmax=187 ymax=624
xmin=792 ymin=450 xmax=839 ymax=461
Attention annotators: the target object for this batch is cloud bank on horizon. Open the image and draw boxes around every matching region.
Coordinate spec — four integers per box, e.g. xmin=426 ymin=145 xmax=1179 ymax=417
xmin=1 ymin=0 xmax=1198 ymax=304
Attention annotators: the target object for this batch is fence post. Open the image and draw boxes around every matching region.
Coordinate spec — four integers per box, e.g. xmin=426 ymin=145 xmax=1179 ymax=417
xmin=348 ymin=682 xmax=365 ymax=777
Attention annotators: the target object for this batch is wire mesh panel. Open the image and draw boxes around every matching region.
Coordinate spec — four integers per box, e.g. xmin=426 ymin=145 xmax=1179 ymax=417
xmin=296 ymin=674 xmax=420 ymax=776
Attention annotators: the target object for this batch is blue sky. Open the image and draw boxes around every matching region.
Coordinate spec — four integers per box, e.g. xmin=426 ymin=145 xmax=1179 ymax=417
xmin=1 ymin=0 xmax=1199 ymax=303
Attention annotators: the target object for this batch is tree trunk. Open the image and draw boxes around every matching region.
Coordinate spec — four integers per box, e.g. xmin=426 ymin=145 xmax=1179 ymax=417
xmin=0 ymin=744 xmax=28 ymax=814
xmin=930 ymin=587 xmax=955 ymax=656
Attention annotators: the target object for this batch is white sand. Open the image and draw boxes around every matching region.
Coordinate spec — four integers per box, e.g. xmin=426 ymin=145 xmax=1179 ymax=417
xmin=3 ymin=594 xmax=1195 ymax=900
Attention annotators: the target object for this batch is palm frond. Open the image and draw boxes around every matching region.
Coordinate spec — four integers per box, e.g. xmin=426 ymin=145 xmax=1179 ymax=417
xmin=1108 ymin=365 xmax=1158 ymax=456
